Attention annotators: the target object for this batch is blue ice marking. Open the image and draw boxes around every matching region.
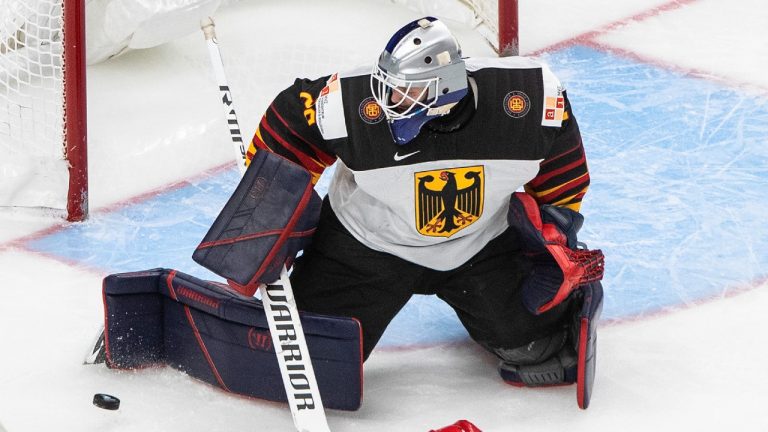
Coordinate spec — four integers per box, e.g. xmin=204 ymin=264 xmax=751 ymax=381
xmin=25 ymin=45 xmax=768 ymax=347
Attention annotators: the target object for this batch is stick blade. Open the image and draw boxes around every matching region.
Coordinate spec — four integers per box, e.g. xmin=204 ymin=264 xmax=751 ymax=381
xmin=83 ymin=327 xmax=107 ymax=365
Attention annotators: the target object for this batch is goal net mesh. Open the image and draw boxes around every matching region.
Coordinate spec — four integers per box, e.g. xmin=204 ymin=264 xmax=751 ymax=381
xmin=0 ymin=0 xmax=69 ymax=212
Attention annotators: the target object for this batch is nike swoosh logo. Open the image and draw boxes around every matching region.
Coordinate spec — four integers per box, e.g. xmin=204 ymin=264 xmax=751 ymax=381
xmin=393 ymin=150 xmax=421 ymax=161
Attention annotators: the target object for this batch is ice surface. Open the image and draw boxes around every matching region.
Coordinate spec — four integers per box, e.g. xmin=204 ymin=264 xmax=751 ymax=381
xmin=1 ymin=0 xmax=767 ymax=430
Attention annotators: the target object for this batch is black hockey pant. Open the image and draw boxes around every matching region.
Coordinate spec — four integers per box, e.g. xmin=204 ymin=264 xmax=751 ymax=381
xmin=290 ymin=198 xmax=571 ymax=361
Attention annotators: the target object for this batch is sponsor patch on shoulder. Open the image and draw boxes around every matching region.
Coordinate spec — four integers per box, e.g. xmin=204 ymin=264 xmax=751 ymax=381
xmin=316 ymin=72 xmax=347 ymax=140
xmin=541 ymin=83 xmax=566 ymax=127
xmin=358 ymin=97 xmax=384 ymax=124
xmin=544 ymin=93 xmax=566 ymax=124
xmin=503 ymin=91 xmax=531 ymax=118
xmin=320 ymin=73 xmax=340 ymax=97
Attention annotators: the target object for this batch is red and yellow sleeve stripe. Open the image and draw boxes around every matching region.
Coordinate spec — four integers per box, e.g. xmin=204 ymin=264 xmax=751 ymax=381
xmin=526 ymin=140 xmax=590 ymax=212
xmin=246 ymin=105 xmax=334 ymax=185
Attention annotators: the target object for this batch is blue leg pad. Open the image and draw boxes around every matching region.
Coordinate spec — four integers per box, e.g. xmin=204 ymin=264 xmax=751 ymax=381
xmin=102 ymin=268 xmax=363 ymax=411
xmin=575 ymin=281 xmax=603 ymax=409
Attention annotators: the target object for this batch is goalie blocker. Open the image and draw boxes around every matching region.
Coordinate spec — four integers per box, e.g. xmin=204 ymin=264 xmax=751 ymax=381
xmin=101 ymin=268 xmax=363 ymax=411
xmin=192 ymin=149 xmax=322 ymax=295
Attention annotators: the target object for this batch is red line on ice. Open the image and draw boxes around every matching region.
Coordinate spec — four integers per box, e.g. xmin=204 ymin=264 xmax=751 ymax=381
xmin=0 ymin=161 xmax=235 ymax=251
xmin=527 ymin=0 xmax=703 ymax=57
xmin=527 ymin=0 xmax=768 ymax=94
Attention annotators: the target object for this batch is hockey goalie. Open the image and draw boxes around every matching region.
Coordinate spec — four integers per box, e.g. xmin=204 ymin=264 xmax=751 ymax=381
xmin=241 ymin=16 xmax=604 ymax=408
xmin=99 ymin=16 xmax=605 ymax=416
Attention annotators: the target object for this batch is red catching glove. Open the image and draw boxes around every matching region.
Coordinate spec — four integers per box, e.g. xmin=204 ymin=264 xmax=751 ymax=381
xmin=507 ymin=192 xmax=605 ymax=314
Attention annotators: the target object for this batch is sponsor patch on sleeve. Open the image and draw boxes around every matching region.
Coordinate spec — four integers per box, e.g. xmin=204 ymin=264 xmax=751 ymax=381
xmin=541 ymin=64 xmax=565 ymax=128
xmin=316 ymin=73 xmax=348 ymax=140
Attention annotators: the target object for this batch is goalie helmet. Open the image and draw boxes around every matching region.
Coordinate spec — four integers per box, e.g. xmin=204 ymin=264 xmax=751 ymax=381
xmin=371 ymin=17 xmax=468 ymax=145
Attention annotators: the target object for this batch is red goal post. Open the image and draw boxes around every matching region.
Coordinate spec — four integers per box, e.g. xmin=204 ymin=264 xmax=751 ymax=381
xmin=470 ymin=0 xmax=519 ymax=56
xmin=0 ymin=0 xmax=88 ymax=221
xmin=63 ymin=0 xmax=88 ymax=221
xmin=498 ymin=0 xmax=519 ymax=56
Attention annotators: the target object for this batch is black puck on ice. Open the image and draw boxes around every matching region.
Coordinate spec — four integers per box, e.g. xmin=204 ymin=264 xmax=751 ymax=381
xmin=93 ymin=393 xmax=120 ymax=410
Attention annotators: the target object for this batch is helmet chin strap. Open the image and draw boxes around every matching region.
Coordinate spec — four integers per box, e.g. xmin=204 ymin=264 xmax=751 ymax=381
xmin=388 ymin=113 xmax=426 ymax=145
xmin=427 ymin=102 xmax=457 ymax=116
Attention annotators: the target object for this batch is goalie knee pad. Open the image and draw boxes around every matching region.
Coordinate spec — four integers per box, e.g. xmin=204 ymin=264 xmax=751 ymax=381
xmin=494 ymin=330 xmax=567 ymax=366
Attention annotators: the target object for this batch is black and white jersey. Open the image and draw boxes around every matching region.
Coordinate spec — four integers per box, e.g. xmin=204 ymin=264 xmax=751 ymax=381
xmin=248 ymin=56 xmax=590 ymax=271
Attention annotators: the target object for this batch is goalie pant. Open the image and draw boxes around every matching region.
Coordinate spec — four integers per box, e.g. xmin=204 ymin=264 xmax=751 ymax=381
xmin=289 ymin=197 xmax=574 ymax=361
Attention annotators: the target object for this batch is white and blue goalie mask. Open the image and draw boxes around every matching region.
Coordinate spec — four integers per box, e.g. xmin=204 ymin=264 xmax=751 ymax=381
xmin=371 ymin=17 xmax=468 ymax=145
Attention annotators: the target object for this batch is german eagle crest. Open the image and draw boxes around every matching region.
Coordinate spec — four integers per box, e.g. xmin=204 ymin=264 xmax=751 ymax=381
xmin=415 ymin=165 xmax=484 ymax=237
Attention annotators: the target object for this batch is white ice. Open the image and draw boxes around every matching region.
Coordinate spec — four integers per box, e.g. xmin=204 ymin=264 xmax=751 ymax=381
xmin=1 ymin=0 xmax=767 ymax=431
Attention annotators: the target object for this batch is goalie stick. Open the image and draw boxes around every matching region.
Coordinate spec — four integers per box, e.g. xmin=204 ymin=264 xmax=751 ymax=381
xmin=201 ymin=17 xmax=248 ymax=173
xmin=83 ymin=326 xmax=106 ymax=365
xmin=202 ymin=17 xmax=331 ymax=432
xmin=87 ymin=18 xmax=332 ymax=432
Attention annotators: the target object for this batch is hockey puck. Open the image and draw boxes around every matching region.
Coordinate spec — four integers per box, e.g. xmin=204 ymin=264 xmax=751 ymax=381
xmin=92 ymin=393 xmax=120 ymax=410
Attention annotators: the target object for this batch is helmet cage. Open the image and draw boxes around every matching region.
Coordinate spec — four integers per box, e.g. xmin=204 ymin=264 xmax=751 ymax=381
xmin=369 ymin=17 xmax=468 ymax=144
xmin=371 ymin=64 xmax=440 ymax=120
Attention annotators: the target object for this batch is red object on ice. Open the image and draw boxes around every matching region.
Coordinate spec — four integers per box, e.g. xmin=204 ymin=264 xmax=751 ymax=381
xmin=430 ymin=419 xmax=482 ymax=432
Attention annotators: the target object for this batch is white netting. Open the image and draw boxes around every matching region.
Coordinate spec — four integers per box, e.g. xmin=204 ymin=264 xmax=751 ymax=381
xmin=0 ymin=0 xmax=68 ymax=211
xmin=0 ymin=0 xmax=241 ymax=216
xmin=468 ymin=0 xmax=501 ymax=51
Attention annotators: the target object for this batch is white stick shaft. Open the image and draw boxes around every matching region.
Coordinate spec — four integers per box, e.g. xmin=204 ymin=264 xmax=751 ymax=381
xmin=202 ymin=17 xmax=248 ymax=175
xmin=261 ymin=267 xmax=331 ymax=432
xmin=201 ymin=17 xmax=330 ymax=432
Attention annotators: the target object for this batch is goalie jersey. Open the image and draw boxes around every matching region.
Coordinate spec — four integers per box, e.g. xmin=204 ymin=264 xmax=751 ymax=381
xmin=247 ymin=57 xmax=590 ymax=271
